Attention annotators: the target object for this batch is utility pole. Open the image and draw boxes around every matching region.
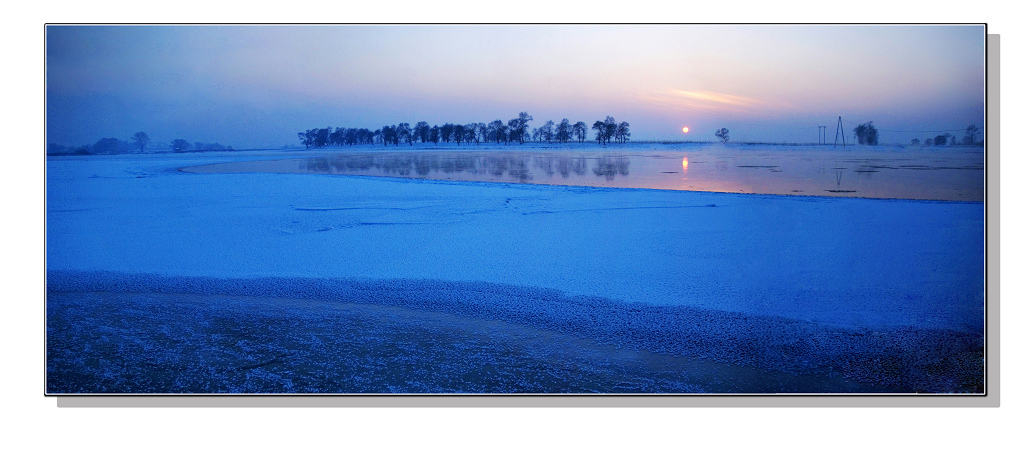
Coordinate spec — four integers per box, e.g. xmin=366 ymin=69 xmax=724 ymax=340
xmin=833 ymin=117 xmax=846 ymax=148
xmin=818 ymin=126 xmax=827 ymax=144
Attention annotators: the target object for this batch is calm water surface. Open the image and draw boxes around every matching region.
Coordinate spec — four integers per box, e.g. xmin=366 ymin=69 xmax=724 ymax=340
xmin=184 ymin=144 xmax=984 ymax=201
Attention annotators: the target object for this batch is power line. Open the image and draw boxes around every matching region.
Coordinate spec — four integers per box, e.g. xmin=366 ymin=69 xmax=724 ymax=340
xmin=876 ymin=128 xmax=970 ymax=133
xmin=839 ymin=119 xmax=973 ymax=133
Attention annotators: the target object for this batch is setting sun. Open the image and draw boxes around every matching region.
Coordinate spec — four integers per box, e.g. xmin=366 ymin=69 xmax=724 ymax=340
xmin=682 ymin=126 xmax=689 ymax=133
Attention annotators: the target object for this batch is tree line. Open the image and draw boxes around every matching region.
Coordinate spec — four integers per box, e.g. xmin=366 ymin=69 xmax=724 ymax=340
xmin=855 ymin=122 xmax=982 ymax=147
xmin=298 ymin=112 xmax=630 ymax=149
xmin=47 ymin=131 xmax=234 ymax=155
xmin=909 ymin=124 xmax=983 ymax=147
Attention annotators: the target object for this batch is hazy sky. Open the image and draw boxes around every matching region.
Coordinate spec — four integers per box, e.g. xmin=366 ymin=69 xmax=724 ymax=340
xmin=46 ymin=24 xmax=985 ymax=148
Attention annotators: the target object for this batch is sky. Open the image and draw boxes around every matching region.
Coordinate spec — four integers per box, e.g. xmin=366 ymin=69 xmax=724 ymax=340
xmin=46 ymin=24 xmax=986 ymax=148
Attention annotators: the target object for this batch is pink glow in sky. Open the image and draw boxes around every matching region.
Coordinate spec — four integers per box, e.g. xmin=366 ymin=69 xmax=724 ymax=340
xmin=47 ymin=25 xmax=985 ymax=148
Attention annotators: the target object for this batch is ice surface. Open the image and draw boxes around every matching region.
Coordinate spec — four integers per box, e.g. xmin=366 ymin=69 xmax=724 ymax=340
xmin=47 ymin=151 xmax=984 ymax=333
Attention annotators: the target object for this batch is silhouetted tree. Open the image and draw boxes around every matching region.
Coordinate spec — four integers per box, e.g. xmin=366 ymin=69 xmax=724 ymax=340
xmin=429 ymin=125 xmax=440 ymax=145
xmin=508 ymin=112 xmax=533 ymax=144
xmin=555 ymin=119 xmax=572 ymax=143
xmin=454 ymin=124 xmax=466 ymax=145
xmin=537 ymin=120 xmax=555 ymax=143
xmin=601 ymin=117 xmax=617 ymax=145
xmin=315 ymin=127 xmax=330 ymax=148
xmin=592 ymin=120 xmax=606 ymax=145
xmin=439 ymin=123 xmax=454 ymax=143
xmin=934 ymin=133 xmax=950 ymax=146
xmin=415 ymin=122 xmax=430 ymax=143
xmin=296 ymin=112 xmax=630 ymax=149
xmin=488 ymin=119 xmax=508 ymax=144
xmin=298 ymin=131 xmax=313 ymax=148
xmin=507 ymin=117 xmax=521 ymax=144
xmin=132 ymin=132 xmax=150 ymax=153
xmin=475 ymin=123 xmax=487 ymax=145
xmin=520 ymin=112 xmax=535 ymax=143
xmin=853 ymin=122 xmax=879 ymax=145
xmin=615 ymin=121 xmax=630 ymax=143
xmin=573 ymin=121 xmax=587 ymax=143
xmin=381 ymin=125 xmax=397 ymax=146
xmin=463 ymin=123 xmax=481 ymax=144
xmin=397 ymin=123 xmax=413 ymax=146
xmin=963 ymin=124 xmax=980 ymax=146
xmin=193 ymin=142 xmax=232 ymax=152
xmin=715 ymin=128 xmax=730 ymax=143
xmin=92 ymin=137 xmax=128 ymax=154
xmin=911 ymin=138 xmax=920 ymax=146
xmin=171 ymin=139 xmax=190 ymax=152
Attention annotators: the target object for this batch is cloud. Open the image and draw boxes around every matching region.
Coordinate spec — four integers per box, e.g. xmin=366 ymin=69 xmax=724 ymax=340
xmin=641 ymin=89 xmax=789 ymax=116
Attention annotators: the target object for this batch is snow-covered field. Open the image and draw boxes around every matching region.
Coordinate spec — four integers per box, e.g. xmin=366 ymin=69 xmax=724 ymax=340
xmin=45 ymin=147 xmax=986 ymax=393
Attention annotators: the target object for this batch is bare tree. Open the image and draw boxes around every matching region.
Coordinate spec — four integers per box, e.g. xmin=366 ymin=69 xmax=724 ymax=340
xmin=573 ymin=121 xmax=587 ymax=143
xmin=429 ymin=125 xmax=440 ymax=145
xmin=853 ymin=122 xmax=879 ymax=145
xmin=397 ymin=123 xmax=413 ymax=146
xmin=454 ymin=124 xmax=466 ymax=145
xmin=463 ymin=123 xmax=479 ymax=144
xmin=171 ymin=139 xmax=190 ymax=152
xmin=132 ymin=131 xmax=150 ymax=153
xmin=440 ymin=123 xmax=454 ymax=143
xmin=614 ymin=121 xmax=630 ymax=143
xmin=963 ymin=124 xmax=980 ymax=146
xmin=381 ymin=125 xmax=398 ymax=146
xmin=415 ymin=121 xmax=430 ymax=143
xmin=539 ymin=120 xmax=555 ymax=143
xmin=313 ymin=128 xmax=330 ymax=148
xmin=556 ymin=119 xmax=572 ymax=143
xmin=592 ymin=120 xmax=606 ymax=145
xmin=715 ymin=128 xmax=730 ymax=143
xmin=508 ymin=112 xmax=533 ymax=144
xmin=298 ymin=131 xmax=313 ymax=148
xmin=602 ymin=117 xmax=617 ymax=144
xmin=488 ymin=119 xmax=508 ymax=144
xmin=475 ymin=123 xmax=487 ymax=144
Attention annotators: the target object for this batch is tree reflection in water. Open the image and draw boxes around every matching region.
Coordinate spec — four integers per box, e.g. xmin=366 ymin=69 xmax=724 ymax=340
xmin=302 ymin=152 xmax=629 ymax=185
xmin=202 ymin=146 xmax=983 ymax=201
xmin=593 ymin=156 xmax=630 ymax=180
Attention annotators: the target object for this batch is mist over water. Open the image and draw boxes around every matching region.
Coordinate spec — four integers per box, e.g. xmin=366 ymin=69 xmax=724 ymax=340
xmin=186 ymin=144 xmax=985 ymax=201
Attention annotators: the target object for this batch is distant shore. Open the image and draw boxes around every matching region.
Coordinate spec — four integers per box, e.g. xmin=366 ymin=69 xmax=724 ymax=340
xmin=46 ymin=140 xmax=986 ymax=156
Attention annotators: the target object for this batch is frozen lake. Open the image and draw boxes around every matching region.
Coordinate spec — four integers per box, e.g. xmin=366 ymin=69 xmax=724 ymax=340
xmin=47 ymin=148 xmax=986 ymax=393
xmin=184 ymin=144 xmax=985 ymax=201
